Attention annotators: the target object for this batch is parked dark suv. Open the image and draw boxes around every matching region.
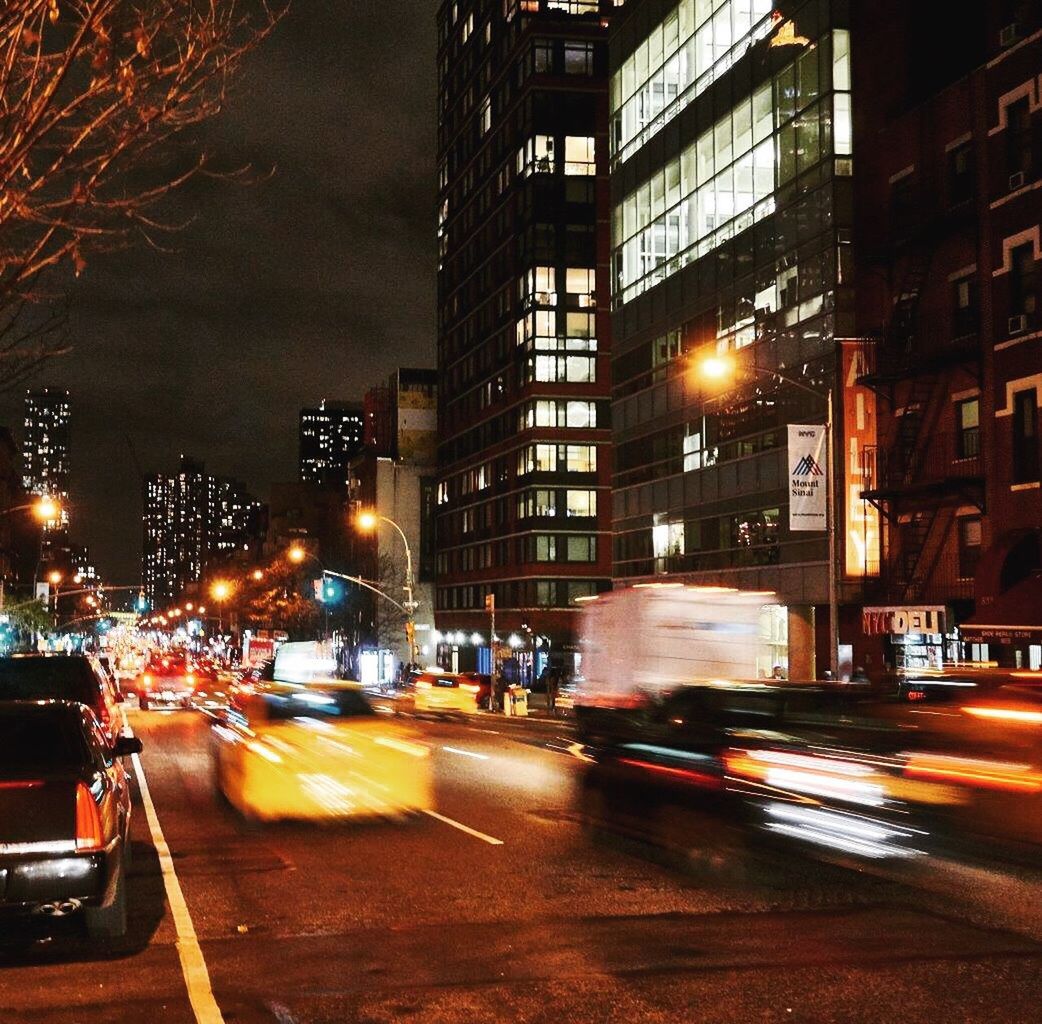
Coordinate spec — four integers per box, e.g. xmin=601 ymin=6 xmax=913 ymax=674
xmin=0 ymin=654 xmax=124 ymax=744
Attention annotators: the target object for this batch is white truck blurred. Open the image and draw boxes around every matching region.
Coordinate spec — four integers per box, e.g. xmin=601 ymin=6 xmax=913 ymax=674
xmin=574 ymin=585 xmax=776 ymax=739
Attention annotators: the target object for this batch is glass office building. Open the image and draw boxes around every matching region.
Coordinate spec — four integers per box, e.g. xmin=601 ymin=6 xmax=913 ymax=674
xmin=609 ymin=0 xmax=856 ymax=676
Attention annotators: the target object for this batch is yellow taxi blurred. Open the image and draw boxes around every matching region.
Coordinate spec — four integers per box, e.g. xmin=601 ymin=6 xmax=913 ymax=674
xmin=212 ymin=683 xmax=433 ymax=822
xmin=405 ymin=670 xmax=485 ymax=715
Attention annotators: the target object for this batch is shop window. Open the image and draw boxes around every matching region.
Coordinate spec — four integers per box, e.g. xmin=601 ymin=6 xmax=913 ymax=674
xmin=952 ymin=273 xmax=979 ymax=337
xmin=1013 ymin=389 xmax=1040 ymax=483
xmin=956 ymin=398 xmax=980 ymax=458
xmin=947 ymin=142 xmax=974 ymax=206
xmin=958 ymin=516 xmax=982 ymax=580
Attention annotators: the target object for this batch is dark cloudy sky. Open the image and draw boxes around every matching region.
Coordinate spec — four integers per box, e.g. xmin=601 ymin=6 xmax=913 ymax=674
xmin=0 ymin=1 xmax=437 ymax=585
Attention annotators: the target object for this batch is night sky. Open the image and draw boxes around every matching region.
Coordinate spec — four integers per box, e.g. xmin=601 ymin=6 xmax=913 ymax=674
xmin=0 ymin=1 xmax=437 ymax=586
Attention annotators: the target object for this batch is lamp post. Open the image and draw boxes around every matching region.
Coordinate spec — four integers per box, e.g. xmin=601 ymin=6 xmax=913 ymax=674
xmin=695 ymin=354 xmax=839 ymax=679
xmin=355 ymin=510 xmax=418 ymax=665
xmin=210 ymin=580 xmax=232 ymax=634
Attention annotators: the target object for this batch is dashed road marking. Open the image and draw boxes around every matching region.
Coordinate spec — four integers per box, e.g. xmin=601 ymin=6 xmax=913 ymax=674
xmin=423 ymin=809 xmax=504 ymax=845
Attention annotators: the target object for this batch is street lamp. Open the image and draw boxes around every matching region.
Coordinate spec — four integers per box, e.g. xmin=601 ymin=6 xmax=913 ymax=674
xmin=210 ymin=580 xmax=232 ymax=632
xmin=694 ymin=352 xmax=839 ymax=679
xmin=355 ymin=509 xmax=418 ymax=664
xmin=287 ymin=545 xmax=308 ymax=564
xmin=251 ymin=569 xmax=264 ymax=581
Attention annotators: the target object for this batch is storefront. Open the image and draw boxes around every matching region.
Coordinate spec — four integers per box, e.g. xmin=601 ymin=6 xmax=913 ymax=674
xmin=862 ymin=605 xmax=947 ymax=673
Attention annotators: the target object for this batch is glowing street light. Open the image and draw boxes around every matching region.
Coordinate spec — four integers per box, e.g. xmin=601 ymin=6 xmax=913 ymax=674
xmin=287 ymin=545 xmax=307 ymax=564
xmin=47 ymin=570 xmax=62 ymax=586
xmin=210 ymin=580 xmax=231 ymax=602
xmin=693 ymin=349 xmax=839 ymax=677
xmin=354 ymin=509 xmax=417 ymax=663
xmin=251 ymin=569 xmax=264 ymax=581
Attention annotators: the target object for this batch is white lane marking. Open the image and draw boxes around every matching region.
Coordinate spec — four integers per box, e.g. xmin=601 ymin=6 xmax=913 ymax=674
xmin=442 ymin=745 xmax=490 ymax=760
xmin=423 ymin=809 xmax=504 ymax=845
xmin=122 ymin=711 xmax=225 ymax=1024
xmin=471 ymin=728 xmax=502 ymax=735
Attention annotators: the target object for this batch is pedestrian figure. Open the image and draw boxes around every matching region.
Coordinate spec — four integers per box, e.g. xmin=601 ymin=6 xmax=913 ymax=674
xmin=546 ymin=668 xmax=559 ymax=717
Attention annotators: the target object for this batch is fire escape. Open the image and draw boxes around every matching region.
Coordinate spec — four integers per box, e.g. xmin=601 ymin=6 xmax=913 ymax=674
xmin=858 ymin=175 xmax=984 ymax=604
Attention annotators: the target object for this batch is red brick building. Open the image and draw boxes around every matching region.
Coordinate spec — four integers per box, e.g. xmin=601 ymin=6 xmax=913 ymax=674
xmin=852 ymin=2 xmax=1042 ymax=669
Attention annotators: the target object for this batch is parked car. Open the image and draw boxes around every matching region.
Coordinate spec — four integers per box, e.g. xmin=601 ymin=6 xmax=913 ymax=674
xmin=213 ymin=683 xmax=432 ymax=821
xmin=0 ymin=701 xmax=141 ymax=939
xmin=0 ymin=654 xmax=124 ymax=744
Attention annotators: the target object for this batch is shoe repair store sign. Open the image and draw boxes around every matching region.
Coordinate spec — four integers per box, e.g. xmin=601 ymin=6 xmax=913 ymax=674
xmin=788 ymin=424 xmax=827 ymax=531
xmin=862 ymin=606 xmax=946 ymax=636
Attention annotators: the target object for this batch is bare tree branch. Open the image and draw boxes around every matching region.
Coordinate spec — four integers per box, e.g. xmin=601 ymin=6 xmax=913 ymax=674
xmin=0 ymin=0 xmax=285 ymax=385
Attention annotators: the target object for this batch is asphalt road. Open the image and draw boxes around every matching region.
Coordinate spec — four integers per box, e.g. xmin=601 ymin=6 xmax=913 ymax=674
xmin=4 ymin=707 xmax=1042 ymax=1023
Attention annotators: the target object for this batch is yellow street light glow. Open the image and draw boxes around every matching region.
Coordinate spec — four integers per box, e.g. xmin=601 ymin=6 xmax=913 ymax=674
xmin=252 ymin=569 xmax=264 ymax=581
xmin=170 ymin=608 xmax=181 ymax=616
xmin=696 ymin=354 xmax=734 ymax=383
xmin=47 ymin=570 xmax=62 ymax=585
xmin=185 ymin=602 xmax=194 ymax=611
xmin=287 ymin=545 xmax=306 ymax=564
xmin=198 ymin=605 xmax=207 ymax=614
xmin=356 ymin=510 xmax=378 ymax=532
xmin=34 ymin=496 xmax=59 ymax=521
xmin=211 ymin=580 xmax=232 ymax=602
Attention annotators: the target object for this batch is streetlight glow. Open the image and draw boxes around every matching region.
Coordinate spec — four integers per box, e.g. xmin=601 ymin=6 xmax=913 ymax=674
xmin=211 ymin=580 xmax=232 ymax=602
xmin=287 ymin=545 xmax=306 ymax=564
xmin=47 ymin=570 xmax=62 ymax=585
xmin=252 ymin=568 xmax=264 ymax=581
xmin=356 ymin=510 xmax=378 ymax=532
xmin=34 ymin=496 xmax=59 ymax=521
xmin=696 ymin=353 xmax=734 ymax=383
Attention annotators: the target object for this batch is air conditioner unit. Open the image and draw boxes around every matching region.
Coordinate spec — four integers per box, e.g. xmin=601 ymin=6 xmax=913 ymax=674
xmin=999 ymin=22 xmax=1019 ymax=47
xmin=1009 ymin=170 xmax=1026 ymax=191
xmin=1009 ymin=313 xmax=1029 ymax=335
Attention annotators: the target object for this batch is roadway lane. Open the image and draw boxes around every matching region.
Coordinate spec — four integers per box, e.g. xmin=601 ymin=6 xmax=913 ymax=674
xmin=6 ymin=708 xmax=1042 ymax=1023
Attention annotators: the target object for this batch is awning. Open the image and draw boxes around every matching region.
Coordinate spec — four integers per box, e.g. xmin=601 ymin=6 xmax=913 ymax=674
xmin=962 ymin=572 xmax=1042 ymax=642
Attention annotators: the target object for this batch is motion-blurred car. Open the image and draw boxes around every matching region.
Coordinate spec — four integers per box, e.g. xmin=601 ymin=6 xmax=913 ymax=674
xmin=213 ymin=683 xmax=433 ymax=822
xmin=0 ymin=654 xmax=124 ymax=744
xmin=0 ymin=701 xmax=141 ymax=939
xmin=402 ymin=670 xmax=484 ymax=715
xmin=134 ymin=650 xmax=195 ymax=709
xmin=188 ymin=662 xmax=232 ymax=711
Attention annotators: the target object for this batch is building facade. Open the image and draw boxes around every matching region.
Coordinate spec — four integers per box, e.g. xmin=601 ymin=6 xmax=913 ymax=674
xmin=22 ymin=387 xmax=70 ymax=534
xmin=298 ymin=401 xmax=365 ymax=487
xmin=852 ymin=2 xmax=1042 ymax=670
xmin=350 ymin=368 xmax=438 ymax=675
xmin=608 ymin=0 xmax=852 ymax=677
xmin=434 ymin=0 xmax=617 ymax=670
xmin=142 ymin=456 xmax=263 ymax=606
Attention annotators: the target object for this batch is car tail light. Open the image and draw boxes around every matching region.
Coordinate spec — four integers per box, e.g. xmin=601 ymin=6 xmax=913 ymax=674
xmin=0 ymin=780 xmax=43 ymax=790
xmin=75 ymin=783 xmax=104 ymax=852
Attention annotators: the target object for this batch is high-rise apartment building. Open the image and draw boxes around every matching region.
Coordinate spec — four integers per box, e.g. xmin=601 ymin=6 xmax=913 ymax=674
xmin=298 ymin=401 xmax=365 ymax=487
xmin=142 ymin=456 xmax=263 ymax=606
xmin=434 ymin=0 xmax=617 ymax=671
xmin=22 ymin=387 xmax=70 ymax=532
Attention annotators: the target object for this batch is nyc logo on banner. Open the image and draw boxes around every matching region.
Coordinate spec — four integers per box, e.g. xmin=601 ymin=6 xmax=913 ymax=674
xmin=788 ymin=423 xmax=827 ymax=532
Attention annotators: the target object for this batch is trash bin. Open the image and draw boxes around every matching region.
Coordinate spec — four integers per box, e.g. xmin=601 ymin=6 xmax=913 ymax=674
xmin=506 ymin=685 xmax=528 ymax=717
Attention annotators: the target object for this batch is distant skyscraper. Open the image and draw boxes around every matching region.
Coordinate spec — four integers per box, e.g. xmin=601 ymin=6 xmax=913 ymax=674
xmin=298 ymin=401 xmax=364 ymax=486
xmin=22 ymin=387 xmax=70 ymax=532
xmin=142 ymin=455 xmax=264 ymax=606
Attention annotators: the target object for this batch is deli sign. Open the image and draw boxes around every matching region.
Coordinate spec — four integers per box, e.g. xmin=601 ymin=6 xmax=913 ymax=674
xmin=862 ymin=605 xmax=946 ymax=636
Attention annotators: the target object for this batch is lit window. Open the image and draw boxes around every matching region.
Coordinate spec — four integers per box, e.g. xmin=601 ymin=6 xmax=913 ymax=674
xmin=480 ymin=96 xmax=492 ymax=134
xmin=565 ymin=489 xmax=597 ymax=516
xmin=564 ymin=41 xmax=594 ymax=75
xmin=517 ymin=135 xmax=556 ymax=176
xmin=564 ymin=136 xmax=596 ymax=175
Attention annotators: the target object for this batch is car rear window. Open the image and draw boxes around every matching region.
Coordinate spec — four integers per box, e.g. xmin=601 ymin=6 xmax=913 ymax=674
xmin=263 ymin=688 xmax=375 ymax=721
xmin=0 ymin=658 xmax=97 ymax=707
xmin=0 ymin=711 xmax=88 ymax=771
